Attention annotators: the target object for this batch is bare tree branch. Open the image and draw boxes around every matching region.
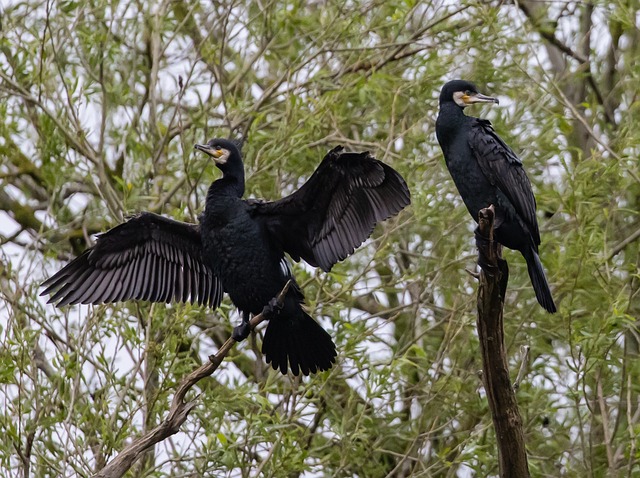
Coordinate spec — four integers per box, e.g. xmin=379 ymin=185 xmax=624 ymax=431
xmin=607 ymin=225 xmax=640 ymax=261
xmin=93 ymin=280 xmax=292 ymax=478
xmin=517 ymin=0 xmax=615 ymax=126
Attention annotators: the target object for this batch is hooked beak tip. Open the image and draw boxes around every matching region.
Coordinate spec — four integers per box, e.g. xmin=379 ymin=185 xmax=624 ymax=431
xmin=195 ymin=143 xmax=216 ymax=157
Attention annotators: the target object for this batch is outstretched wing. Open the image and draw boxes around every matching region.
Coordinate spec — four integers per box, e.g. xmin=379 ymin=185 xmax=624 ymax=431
xmin=41 ymin=212 xmax=223 ymax=307
xmin=250 ymin=146 xmax=410 ymax=271
xmin=468 ymin=118 xmax=540 ymax=245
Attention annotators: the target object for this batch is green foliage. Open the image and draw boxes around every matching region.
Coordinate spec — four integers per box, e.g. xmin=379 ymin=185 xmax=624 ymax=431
xmin=1 ymin=0 xmax=639 ymax=476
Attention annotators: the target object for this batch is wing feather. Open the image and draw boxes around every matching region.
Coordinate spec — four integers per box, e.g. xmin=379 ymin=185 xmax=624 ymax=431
xmin=104 ymin=266 xmax=125 ymax=303
xmin=115 ymin=260 xmax=133 ymax=303
xmin=251 ymin=147 xmax=410 ymax=271
xmin=141 ymin=252 xmax=156 ymax=302
xmin=132 ymin=253 xmax=147 ymax=300
xmin=41 ymin=212 xmax=223 ymax=308
xmin=59 ymin=268 xmax=101 ymax=306
xmin=469 ymin=118 xmax=540 ymax=245
xmin=182 ymin=259 xmax=191 ymax=303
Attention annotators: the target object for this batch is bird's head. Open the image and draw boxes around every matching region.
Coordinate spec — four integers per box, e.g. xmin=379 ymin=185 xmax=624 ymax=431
xmin=194 ymin=138 xmax=241 ymax=171
xmin=439 ymin=80 xmax=499 ymax=108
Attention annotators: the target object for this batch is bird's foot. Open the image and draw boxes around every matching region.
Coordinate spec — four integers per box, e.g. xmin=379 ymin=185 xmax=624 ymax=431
xmin=478 ymin=257 xmax=500 ymax=275
xmin=474 ymin=228 xmax=493 ymax=248
xmin=232 ymin=322 xmax=251 ymax=342
xmin=261 ymin=296 xmax=284 ymax=319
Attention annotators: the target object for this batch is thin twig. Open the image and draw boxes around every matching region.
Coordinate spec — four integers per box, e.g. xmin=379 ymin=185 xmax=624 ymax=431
xmin=596 ymin=369 xmax=615 ymax=469
xmin=607 ymin=226 xmax=640 ymax=261
xmin=513 ymin=345 xmax=531 ymax=391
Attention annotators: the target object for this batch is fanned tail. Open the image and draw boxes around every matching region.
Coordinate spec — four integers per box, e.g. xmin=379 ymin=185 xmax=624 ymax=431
xmin=523 ymin=248 xmax=556 ymax=313
xmin=262 ymin=310 xmax=336 ymax=376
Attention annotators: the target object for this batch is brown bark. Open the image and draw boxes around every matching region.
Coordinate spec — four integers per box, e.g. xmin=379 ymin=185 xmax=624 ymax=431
xmin=475 ymin=206 xmax=530 ymax=478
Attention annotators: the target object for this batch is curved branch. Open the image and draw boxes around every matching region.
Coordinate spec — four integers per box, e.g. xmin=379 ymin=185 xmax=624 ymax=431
xmin=93 ymin=280 xmax=292 ymax=478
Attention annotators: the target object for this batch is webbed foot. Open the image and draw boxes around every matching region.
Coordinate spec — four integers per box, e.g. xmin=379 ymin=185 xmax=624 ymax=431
xmin=262 ymin=296 xmax=284 ymax=318
xmin=232 ymin=321 xmax=251 ymax=342
xmin=232 ymin=311 xmax=252 ymax=342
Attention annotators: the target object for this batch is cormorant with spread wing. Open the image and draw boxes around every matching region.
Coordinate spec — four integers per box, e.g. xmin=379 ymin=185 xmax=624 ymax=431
xmin=41 ymin=139 xmax=411 ymax=375
xmin=436 ymin=80 xmax=556 ymax=313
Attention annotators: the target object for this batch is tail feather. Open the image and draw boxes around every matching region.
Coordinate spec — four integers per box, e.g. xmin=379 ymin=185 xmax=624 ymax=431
xmin=262 ymin=310 xmax=336 ymax=376
xmin=524 ymin=248 xmax=556 ymax=313
xmin=287 ymin=330 xmax=303 ymax=376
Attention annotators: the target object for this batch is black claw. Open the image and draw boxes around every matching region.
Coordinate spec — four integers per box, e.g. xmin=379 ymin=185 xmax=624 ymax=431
xmin=232 ymin=322 xmax=251 ymax=341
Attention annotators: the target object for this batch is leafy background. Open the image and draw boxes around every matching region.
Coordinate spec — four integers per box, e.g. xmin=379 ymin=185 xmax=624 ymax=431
xmin=1 ymin=0 xmax=639 ymax=476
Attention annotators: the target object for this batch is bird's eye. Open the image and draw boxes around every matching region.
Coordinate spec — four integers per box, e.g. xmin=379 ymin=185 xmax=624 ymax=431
xmin=464 ymin=90 xmax=471 ymax=95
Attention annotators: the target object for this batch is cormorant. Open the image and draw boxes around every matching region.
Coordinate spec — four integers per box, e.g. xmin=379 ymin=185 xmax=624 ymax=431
xmin=41 ymin=139 xmax=411 ymax=375
xmin=436 ymin=80 xmax=556 ymax=313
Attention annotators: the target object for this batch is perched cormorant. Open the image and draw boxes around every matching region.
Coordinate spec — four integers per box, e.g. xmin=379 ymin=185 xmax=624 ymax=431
xmin=436 ymin=80 xmax=556 ymax=313
xmin=41 ymin=139 xmax=411 ymax=375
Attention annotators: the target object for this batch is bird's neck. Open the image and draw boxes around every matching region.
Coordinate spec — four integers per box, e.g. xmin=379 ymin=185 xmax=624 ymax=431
xmin=439 ymin=102 xmax=467 ymax=121
xmin=207 ymin=171 xmax=245 ymax=200
xmin=436 ymin=102 xmax=468 ymax=140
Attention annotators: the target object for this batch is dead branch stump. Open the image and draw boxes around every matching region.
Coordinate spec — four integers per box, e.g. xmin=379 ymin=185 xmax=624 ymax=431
xmin=475 ymin=205 xmax=530 ymax=478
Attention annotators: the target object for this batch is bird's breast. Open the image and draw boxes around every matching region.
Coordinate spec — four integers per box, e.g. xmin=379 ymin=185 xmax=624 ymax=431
xmin=442 ymin=139 xmax=498 ymax=222
xmin=200 ymin=206 xmax=290 ymax=312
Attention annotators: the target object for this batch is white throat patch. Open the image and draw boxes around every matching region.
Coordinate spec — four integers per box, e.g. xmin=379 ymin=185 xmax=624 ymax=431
xmin=216 ymin=149 xmax=231 ymax=165
xmin=453 ymin=91 xmax=468 ymax=108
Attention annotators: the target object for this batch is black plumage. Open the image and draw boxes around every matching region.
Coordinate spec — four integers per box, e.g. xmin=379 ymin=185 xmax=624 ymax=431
xmin=436 ymin=80 xmax=556 ymax=313
xmin=41 ymin=213 xmax=222 ymax=307
xmin=41 ymin=139 xmax=411 ymax=375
